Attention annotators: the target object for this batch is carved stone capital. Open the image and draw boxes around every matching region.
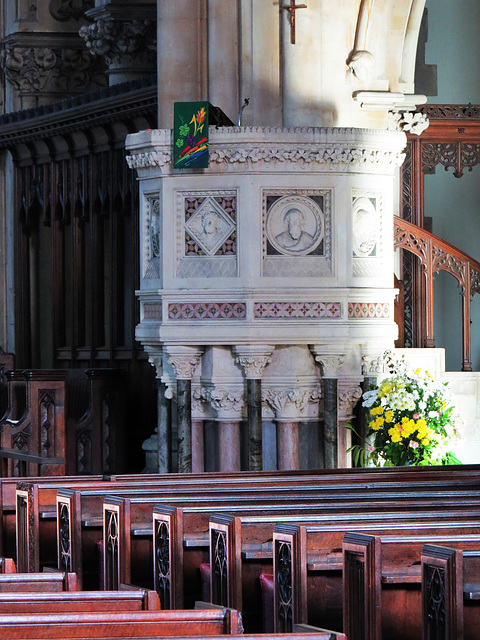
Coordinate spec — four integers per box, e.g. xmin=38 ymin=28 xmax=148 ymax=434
xmin=310 ymin=348 xmax=345 ymax=378
xmin=338 ymin=384 xmax=363 ymax=420
xmin=201 ymin=385 xmax=246 ymax=420
xmin=1 ymin=33 xmax=106 ymax=100
xmin=361 ymin=354 xmax=384 ymax=377
xmin=144 ymin=345 xmax=163 ymax=379
xmin=263 ymin=386 xmax=321 ymax=420
xmin=387 ymin=110 xmax=429 ymax=136
xmin=49 ymin=0 xmax=94 ymax=22
xmin=79 ymin=17 xmax=156 ymax=72
xmin=233 ymin=345 xmax=275 ymax=379
xmin=164 ymin=346 xmax=204 ymax=380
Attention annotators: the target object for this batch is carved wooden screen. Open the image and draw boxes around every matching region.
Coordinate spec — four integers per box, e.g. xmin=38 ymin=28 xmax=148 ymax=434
xmin=399 ymin=104 xmax=480 ymax=360
xmin=0 ymin=80 xmax=158 ymax=471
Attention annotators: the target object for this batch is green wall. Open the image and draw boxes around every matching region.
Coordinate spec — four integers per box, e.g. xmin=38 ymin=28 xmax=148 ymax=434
xmin=423 ymin=0 xmax=480 ymax=370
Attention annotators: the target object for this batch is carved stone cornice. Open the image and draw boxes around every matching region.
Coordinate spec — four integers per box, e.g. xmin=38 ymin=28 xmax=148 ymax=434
xmin=233 ymin=345 xmax=275 ymax=379
xmin=125 ymin=127 xmax=407 ymax=175
xmin=263 ymin=386 xmax=321 ymax=420
xmin=1 ymin=32 xmax=106 ymax=98
xmin=79 ymin=17 xmax=156 ymax=72
xmin=164 ymin=346 xmax=204 ymax=381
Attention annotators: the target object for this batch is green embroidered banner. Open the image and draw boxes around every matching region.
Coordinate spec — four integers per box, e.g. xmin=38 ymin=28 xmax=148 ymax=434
xmin=173 ymin=101 xmax=209 ymax=169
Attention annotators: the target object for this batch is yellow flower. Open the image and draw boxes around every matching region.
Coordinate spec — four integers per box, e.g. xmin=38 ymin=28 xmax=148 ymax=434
xmin=384 ymin=410 xmax=394 ymax=423
xmin=391 ymin=433 xmax=402 ymax=443
xmin=370 ymin=406 xmax=384 ymax=416
xmin=416 ymin=418 xmax=427 ymax=428
xmin=375 ymin=416 xmax=385 ymax=428
xmin=422 ymin=438 xmax=429 ymax=446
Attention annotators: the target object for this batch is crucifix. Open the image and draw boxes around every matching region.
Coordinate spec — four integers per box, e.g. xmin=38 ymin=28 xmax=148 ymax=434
xmin=281 ymin=0 xmax=308 ymax=45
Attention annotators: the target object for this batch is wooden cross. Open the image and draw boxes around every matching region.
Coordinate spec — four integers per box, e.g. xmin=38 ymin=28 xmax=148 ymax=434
xmin=281 ymin=0 xmax=307 ymax=45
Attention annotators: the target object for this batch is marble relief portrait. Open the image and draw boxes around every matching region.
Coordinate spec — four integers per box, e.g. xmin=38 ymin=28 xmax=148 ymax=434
xmin=266 ymin=195 xmax=325 ymax=257
xmin=352 ymin=196 xmax=378 ymax=257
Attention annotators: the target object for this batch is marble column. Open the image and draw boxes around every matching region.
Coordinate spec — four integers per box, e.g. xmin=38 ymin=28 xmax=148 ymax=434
xmin=191 ymin=419 xmax=205 ymax=473
xmin=276 ymin=421 xmax=300 ymax=470
xmin=157 ymin=380 xmax=171 ymax=473
xmin=218 ymin=421 xmax=241 ymax=472
xmin=234 ymin=345 xmax=274 ymax=472
xmin=311 ymin=349 xmax=345 ymax=469
xmin=165 ymin=346 xmax=204 ymax=473
xmin=144 ymin=347 xmax=171 ymax=473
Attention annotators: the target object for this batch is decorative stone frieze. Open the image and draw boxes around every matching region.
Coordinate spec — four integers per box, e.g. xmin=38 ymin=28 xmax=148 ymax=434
xmin=253 ymin=301 xmax=341 ymax=319
xmin=126 ymin=127 xmax=407 ymax=176
xmin=1 ymin=33 xmax=106 ymax=101
xmin=79 ymin=17 xmax=156 ymax=75
xmin=348 ymin=302 xmax=390 ymax=318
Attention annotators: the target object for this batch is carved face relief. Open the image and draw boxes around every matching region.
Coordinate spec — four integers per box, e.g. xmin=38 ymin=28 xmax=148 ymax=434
xmin=185 ymin=198 xmax=236 ymax=256
xmin=266 ymin=195 xmax=324 ymax=257
xmin=352 ymin=196 xmax=378 ymax=257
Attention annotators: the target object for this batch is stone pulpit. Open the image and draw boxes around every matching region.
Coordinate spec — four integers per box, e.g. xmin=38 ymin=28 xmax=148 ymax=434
xmin=127 ymin=0 xmax=428 ymax=472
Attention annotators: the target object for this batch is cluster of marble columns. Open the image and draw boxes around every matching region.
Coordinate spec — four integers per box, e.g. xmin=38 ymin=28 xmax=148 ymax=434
xmin=142 ymin=344 xmax=379 ymax=473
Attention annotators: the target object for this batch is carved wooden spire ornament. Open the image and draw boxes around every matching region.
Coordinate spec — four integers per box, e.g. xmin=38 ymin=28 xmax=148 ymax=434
xmin=281 ymin=0 xmax=307 ymax=45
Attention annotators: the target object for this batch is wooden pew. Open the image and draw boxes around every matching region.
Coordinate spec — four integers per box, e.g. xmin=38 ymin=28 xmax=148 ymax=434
xmin=0 ymin=556 xmax=16 ymax=573
xmin=202 ymin=514 xmax=480 ymax=633
xmin=0 ymin=347 xmax=15 ymax=419
xmin=0 ymin=368 xmax=127 ymax=479
xmin=421 ymin=543 xmax=480 ymax=640
xmin=97 ymin=485 xmax=480 ymax=592
xmin=0 ymin=607 xmax=244 ymax=639
xmin=342 ymin=533 xmax=480 ymax=640
xmin=13 ymin=467 xmax=477 ymax=579
xmin=0 ymin=570 xmax=78 ymax=592
xmin=0 ymin=370 xmax=68 ymax=477
xmin=43 ymin=468 xmax=480 ymax=590
xmin=0 ymin=587 xmax=161 ymax=613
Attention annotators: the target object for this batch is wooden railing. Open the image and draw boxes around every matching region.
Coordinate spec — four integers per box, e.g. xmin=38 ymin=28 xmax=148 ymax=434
xmin=394 ymin=215 xmax=480 ymax=371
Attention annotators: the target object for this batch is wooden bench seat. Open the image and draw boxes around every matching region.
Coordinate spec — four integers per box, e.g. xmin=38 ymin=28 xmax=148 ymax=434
xmin=0 ymin=607 xmax=244 ymax=639
xmin=0 ymin=570 xmax=78 ymax=592
xmin=0 ymin=587 xmax=160 ymax=613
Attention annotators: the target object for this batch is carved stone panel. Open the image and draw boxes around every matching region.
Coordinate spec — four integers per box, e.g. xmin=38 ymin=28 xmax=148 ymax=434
xmin=176 ymin=191 xmax=238 ymax=278
xmin=143 ymin=195 xmax=161 ymax=278
xmin=263 ymin=189 xmax=333 ymax=278
xmin=352 ymin=189 xmax=384 ymax=277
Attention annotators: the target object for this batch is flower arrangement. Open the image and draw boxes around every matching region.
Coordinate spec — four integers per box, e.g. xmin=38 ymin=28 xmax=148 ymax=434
xmin=347 ymin=352 xmax=463 ymax=467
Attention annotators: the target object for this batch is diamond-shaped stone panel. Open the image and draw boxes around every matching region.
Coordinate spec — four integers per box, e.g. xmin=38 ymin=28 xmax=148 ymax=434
xmin=185 ymin=197 xmax=235 ymax=256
